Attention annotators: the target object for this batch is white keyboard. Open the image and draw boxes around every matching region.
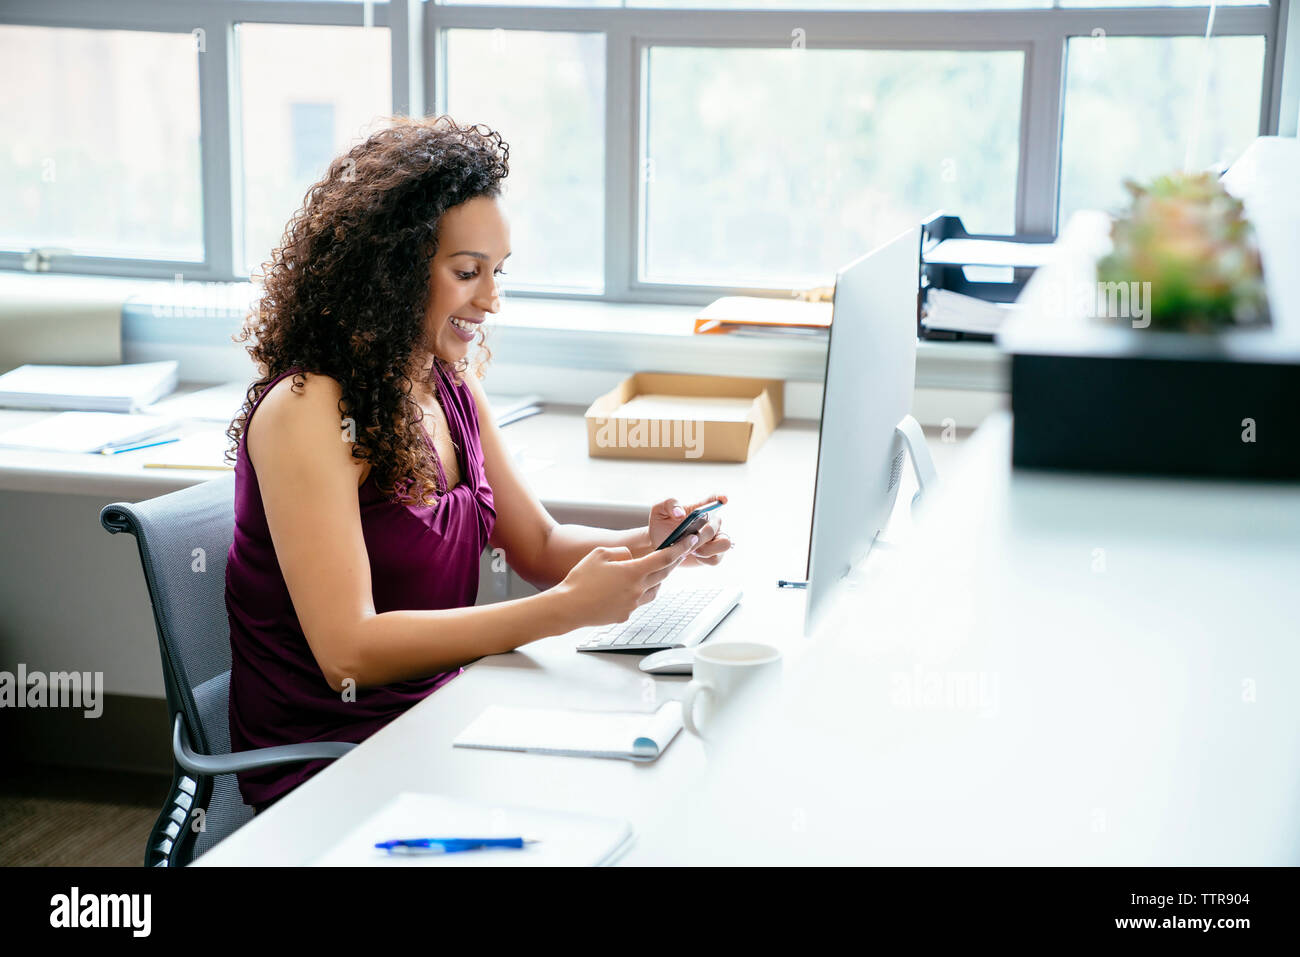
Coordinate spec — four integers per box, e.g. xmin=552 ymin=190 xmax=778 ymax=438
xmin=576 ymin=585 xmax=742 ymax=653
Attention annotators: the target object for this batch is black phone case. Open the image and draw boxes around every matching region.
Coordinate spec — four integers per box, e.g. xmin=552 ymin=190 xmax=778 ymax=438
xmin=657 ymin=505 xmax=718 ymax=550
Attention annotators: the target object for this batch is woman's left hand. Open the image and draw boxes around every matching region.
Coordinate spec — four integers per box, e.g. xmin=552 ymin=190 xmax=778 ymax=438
xmin=648 ymin=494 xmax=732 ymax=566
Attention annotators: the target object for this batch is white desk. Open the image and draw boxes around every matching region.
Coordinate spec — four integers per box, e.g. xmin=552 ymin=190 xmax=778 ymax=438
xmin=0 ymin=394 xmax=238 ymax=499
xmin=628 ymin=413 xmax=1300 ymax=865
xmin=0 ymin=388 xmax=823 ymax=506
xmin=0 ymin=392 xmax=252 ymax=705
xmin=194 ymin=560 xmax=813 ymax=867
xmin=195 ymin=410 xmax=832 ymax=866
xmin=0 ymin=395 xmax=831 ymax=736
xmin=199 ymin=410 xmax=1300 ymax=866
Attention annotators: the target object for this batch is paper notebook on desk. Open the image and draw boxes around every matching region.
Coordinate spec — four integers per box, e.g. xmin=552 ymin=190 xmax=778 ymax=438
xmin=0 ymin=412 xmax=178 ymax=453
xmin=454 ymin=701 xmax=683 ymax=762
xmin=0 ymin=360 xmax=178 ymax=413
xmin=313 ymin=792 xmax=634 ymax=867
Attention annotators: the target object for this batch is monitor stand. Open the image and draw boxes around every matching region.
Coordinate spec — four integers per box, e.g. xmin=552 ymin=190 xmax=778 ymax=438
xmin=782 ymin=415 xmax=939 ymax=588
xmin=894 ymin=414 xmax=939 ymax=508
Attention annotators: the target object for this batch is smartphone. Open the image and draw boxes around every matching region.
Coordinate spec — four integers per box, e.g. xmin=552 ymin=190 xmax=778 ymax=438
xmin=656 ymin=501 xmax=723 ymax=550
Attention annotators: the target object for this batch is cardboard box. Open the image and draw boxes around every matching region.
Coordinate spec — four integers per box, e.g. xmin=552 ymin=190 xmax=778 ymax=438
xmin=584 ymin=372 xmax=784 ymax=463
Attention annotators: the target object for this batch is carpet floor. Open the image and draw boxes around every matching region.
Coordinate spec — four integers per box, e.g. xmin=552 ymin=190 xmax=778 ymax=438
xmin=0 ymin=764 xmax=170 ymax=867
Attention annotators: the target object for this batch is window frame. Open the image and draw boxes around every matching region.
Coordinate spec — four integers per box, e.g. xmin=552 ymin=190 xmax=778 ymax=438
xmin=0 ymin=0 xmax=1292 ymax=307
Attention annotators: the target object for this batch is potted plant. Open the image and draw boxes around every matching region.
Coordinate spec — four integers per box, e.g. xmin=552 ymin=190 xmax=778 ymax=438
xmin=1095 ymin=172 xmax=1269 ymax=332
xmin=999 ymin=139 xmax=1299 ymax=480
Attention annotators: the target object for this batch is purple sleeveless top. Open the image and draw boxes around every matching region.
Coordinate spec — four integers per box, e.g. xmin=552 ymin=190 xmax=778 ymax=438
xmin=225 ymin=361 xmax=496 ymax=812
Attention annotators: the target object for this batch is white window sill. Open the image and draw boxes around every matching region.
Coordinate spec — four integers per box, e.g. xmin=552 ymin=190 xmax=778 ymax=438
xmin=485 ymin=297 xmax=1007 ymax=393
xmin=4 ymin=272 xmax=1009 ymax=422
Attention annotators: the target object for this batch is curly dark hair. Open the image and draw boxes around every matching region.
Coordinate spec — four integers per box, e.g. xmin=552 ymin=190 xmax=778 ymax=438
xmin=225 ymin=114 xmax=510 ymax=507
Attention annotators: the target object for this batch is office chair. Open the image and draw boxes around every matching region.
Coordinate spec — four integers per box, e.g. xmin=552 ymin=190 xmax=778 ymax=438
xmin=100 ymin=474 xmax=355 ymax=866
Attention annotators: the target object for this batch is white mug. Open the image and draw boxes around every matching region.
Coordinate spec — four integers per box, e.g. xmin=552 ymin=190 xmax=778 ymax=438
xmin=681 ymin=642 xmax=782 ymax=739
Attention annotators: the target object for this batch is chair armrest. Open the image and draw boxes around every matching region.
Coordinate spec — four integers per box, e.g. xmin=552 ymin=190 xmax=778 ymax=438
xmin=172 ymin=714 xmax=356 ymax=776
xmin=100 ymin=503 xmax=135 ymax=535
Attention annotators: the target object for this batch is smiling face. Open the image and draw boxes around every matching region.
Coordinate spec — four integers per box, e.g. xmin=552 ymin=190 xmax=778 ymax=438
xmin=422 ymin=194 xmax=511 ymax=368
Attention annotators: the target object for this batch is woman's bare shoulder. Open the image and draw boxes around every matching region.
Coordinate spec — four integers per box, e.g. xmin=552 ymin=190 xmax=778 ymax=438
xmin=248 ymin=372 xmax=366 ymax=485
xmin=256 ymin=370 xmax=343 ymax=409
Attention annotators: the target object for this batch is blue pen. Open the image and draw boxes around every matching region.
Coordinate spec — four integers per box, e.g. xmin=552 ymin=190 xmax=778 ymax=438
xmin=374 ymin=837 xmax=538 ymax=855
xmin=101 ymin=437 xmax=181 ymax=455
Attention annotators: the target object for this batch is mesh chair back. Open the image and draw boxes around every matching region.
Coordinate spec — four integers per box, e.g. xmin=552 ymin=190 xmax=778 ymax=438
xmin=100 ymin=473 xmax=253 ymax=862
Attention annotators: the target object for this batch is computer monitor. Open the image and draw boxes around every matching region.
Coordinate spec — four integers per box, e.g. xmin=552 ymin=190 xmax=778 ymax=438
xmin=803 ymin=225 xmax=929 ymax=636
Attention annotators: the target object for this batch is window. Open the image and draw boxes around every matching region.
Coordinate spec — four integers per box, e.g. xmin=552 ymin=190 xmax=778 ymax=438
xmin=1059 ymin=34 xmax=1267 ymax=226
xmin=626 ymin=0 xmax=1053 ymax=8
xmin=447 ymin=1 xmax=1055 ymax=7
xmin=442 ymin=28 xmax=606 ymax=293
xmin=0 ymin=1 xmax=1290 ymax=304
xmin=1059 ymin=1 xmax=1264 ymax=6
xmin=290 ymin=104 xmax=339 ymax=182
xmin=0 ymin=24 xmax=202 ymax=261
xmin=236 ymin=22 xmax=391 ymax=276
xmin=641 ymin=46 xmax=1023 ymax=287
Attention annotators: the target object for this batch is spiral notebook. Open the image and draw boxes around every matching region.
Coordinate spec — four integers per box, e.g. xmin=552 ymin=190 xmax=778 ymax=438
xmin=453 ymin=701 xmax=683 ymax=762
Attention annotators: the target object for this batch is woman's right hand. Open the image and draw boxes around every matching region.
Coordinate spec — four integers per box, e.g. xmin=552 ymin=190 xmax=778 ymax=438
xmin=556 ymin=535 xmax=697 ymax=628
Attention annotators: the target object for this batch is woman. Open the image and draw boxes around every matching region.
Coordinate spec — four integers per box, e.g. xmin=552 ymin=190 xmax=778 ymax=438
xmin=223 ymin=115 xmax=731 ymax=813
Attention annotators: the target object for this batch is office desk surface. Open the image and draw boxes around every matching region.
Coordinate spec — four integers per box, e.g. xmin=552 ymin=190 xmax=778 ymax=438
xmin=0 ymin=390 xmax=823 ymax=511
xmin=196 ymin=561 xmax=816 ymax=867
xmin=0 ymin=385 xmax=243 ymax=498
xmin=204 ymin=411 xmax=1300 ymax=866
xmin=0 ymin=390 xmax=835 ymax=704
xmin=188 ymin=407 xmax=828 ymax=866
xmin=628 ymin=413 xmax=1300 ymax=865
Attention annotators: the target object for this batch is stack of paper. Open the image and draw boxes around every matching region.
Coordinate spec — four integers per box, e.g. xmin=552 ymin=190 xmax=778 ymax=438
xmin=0 ymin=412 xmax=179 ymax=454
xmin=925 ymin=238 xmax=1056 ymax=269
xmin=693 ymin=296 xmax=832 ymax=337
xmin=0 ymin=361 xmax=179 ymax=413
xmin=454 ymin=701 xmax=683 ymax=762
xmin=313 ymin=793 xmax=634 ymax=867
xmin=923 ymin=289 xmax=1019 ymax=336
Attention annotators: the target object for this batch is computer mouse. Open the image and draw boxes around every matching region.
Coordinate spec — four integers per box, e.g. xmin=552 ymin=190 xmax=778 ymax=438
xmin=639 ymin=647 xmax=696 ymax=675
